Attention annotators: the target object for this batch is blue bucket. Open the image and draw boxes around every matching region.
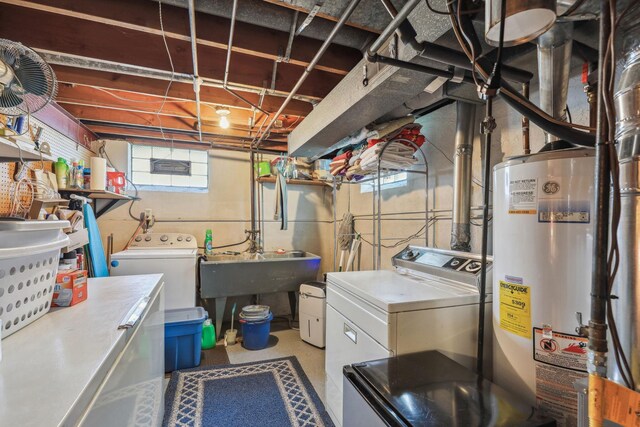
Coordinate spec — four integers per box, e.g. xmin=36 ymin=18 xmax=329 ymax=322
xmin=240 ymin=312 xmax=274 ymax=350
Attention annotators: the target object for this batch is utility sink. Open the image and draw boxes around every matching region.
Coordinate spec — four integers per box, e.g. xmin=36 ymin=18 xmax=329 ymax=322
xmin=199 ymin=250 xmax=321 ymax=338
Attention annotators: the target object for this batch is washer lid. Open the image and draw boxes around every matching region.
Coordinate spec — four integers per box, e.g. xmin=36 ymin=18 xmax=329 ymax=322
xmin=111 ymin=248 xmax=197 ymax=260
xmin=327 ymin=270 xmax=480 ymax=313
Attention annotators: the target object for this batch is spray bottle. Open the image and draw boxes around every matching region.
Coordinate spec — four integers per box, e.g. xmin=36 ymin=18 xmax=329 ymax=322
xmin=204 ymin=229 xmax=213 ymax=255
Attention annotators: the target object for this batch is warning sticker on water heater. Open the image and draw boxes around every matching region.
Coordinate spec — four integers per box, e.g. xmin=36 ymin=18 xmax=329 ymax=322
xmin=508 ymin=178 xmax=537 ymax=214
xmin=533 ymin=328 xmax=588 ymax=372
xmin=533 ymin=328 xmax=588 ymax=427
xmin=499 ymin=281 xmax=531 ymax=339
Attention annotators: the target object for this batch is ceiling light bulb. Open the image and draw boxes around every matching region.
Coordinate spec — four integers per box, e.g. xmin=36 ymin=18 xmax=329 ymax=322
xmin=220 ymin=115 xmax=230 ymax=129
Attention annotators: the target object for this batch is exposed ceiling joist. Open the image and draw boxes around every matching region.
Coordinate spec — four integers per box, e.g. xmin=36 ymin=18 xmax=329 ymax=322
xmin=159 ymin=0 xmax=377 ymax=50
xmin=262 ymin=0 xmax=389 ymax=34
xmin=51 ymin=65 xmax=315 ymax=117
xmin=0 ymin=0 xmax=360 ymax=76
xmin=55 ymin=85 xmax=303 ymax=130
xmin=0 ymin=4 xmax=343 ymax=99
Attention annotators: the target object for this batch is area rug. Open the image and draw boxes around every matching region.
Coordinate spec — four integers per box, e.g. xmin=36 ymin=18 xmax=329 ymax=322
xmin=163 ymin=356 xmax=333 ymax=427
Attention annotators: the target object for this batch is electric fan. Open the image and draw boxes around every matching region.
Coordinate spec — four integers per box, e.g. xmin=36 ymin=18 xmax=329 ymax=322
xmin=0 ymin=39 xmax=57 ymax=116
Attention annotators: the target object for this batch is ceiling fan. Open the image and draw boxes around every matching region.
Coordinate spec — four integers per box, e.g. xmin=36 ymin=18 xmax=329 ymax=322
xmin=0 ymin=38 xmax=57 ymax=116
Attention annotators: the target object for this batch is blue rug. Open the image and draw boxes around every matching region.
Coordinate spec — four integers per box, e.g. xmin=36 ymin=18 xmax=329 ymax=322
xmin=163 ymin=357 xmax=334 ymax=427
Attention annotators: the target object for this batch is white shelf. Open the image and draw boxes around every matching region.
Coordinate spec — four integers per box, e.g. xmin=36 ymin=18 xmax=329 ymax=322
xmin=63 ymin=228 xmax=89 ymax=252
xmin=0 ymin=135 xmax=55 ymax=162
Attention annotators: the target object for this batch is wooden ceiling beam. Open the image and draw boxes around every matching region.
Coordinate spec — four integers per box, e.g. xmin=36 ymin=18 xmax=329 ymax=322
xmin=55 ymin=85 xmax=301 ymax=133
xmin=262 ymin=0 xmax=382 ymax=34
xmin=0 ymin=4 xmax=343 ymax=99
xmin=0 ymin=0 xmax=360 ymax=75
xmin=63 ymin=104 xmax=260 ymax=138
xmin=87 ymin=125 xmax=287 ymax=152
xmin=52 ymin=65 xmax=314 ymax=117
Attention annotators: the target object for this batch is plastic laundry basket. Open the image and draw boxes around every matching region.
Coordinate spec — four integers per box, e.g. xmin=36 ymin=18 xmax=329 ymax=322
xmin=0 ymin=221 xmax=69 ymax=338
xmin=240 ymin=311 xmax=273 ymax=350
xmin=164 ymin=306 xmax=207 ymax=372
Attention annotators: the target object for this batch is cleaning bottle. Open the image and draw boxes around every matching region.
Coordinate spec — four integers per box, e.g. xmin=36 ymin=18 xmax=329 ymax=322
xmin=54 ymin=158 xmax=69 ymax=189
xmin=201 ymin=319 xmax=216 ymax=349
xmin=204 ymin=229 xmax=213 ymax=255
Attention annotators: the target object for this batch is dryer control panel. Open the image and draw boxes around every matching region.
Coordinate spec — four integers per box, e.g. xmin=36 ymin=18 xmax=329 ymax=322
xmin=392 ymin=246 xmax=492 ymax=291
xmin=128 ymin=233 xmax=198 ymax=249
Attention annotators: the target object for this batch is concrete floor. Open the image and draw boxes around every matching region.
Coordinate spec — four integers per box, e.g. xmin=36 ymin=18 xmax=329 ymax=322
xmin=225 ymin=327 xmax=327 ymax=405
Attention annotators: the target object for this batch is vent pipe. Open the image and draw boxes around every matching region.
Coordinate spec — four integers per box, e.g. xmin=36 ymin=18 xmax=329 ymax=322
xmin=536 ymin=22 xmax=573 ymax=144
xmin=451 ymin=102 xmax=476 ymax=252
xmin=611 ymin=7 xmax=640 ymax=390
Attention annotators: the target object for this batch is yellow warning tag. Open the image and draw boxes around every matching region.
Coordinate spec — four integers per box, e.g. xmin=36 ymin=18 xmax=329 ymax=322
xmin=499 ymin=281 xmax=531 ymax=339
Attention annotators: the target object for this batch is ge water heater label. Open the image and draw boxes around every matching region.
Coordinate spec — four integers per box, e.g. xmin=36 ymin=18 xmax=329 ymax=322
xmin=499 ymin=280 xmax=531 ymax=339
xmin=508 ymin=178 xmax=537 ymax=214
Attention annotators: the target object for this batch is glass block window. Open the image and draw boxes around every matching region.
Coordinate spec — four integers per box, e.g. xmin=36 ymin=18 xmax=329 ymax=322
xmin=130 ymin=145 xmax=208 ymax=191
xmin=360 ymin=172 xmax=408 ymax=193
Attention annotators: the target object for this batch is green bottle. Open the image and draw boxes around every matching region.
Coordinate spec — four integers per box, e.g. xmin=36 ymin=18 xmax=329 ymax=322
xmin=204 ymin=229 xmax=213 ymax=255
xmin=201 ymin=319 xmax=216 ymax=349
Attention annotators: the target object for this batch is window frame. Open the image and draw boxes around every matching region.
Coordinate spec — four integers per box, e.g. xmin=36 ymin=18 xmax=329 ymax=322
xmin=128 ymin=144 xmax=209 ymax=193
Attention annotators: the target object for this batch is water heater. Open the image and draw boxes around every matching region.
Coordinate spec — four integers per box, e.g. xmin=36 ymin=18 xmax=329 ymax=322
xmin=492 ymin=148 xmax=594 ymax=427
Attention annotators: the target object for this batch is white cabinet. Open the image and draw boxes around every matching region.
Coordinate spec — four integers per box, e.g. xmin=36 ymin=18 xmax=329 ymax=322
xmin=0 ymin=274 xmax=165 ymax=427
xmin=78 ymin=288 xmax=165 ymax=427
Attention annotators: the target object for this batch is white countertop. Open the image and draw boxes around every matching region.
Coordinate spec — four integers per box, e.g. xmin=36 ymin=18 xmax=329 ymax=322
xmin=327 ymin=270 xmax=481 ymax=313
xmin=0 ymin=274 xmax=163 ymax=427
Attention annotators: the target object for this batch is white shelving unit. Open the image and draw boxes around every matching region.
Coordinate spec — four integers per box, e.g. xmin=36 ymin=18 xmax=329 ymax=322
xmin=0 ymin=135 xmax=55 ymax=162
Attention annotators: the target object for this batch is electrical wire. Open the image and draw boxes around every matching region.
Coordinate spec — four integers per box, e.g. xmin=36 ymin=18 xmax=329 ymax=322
xmin=425 ymin=0 xmax=481 ymax=16
xmin=425 ymin=135 xmax=488 ymax=191
xmin=157 ymin=0 xmax=175 ymax=143
xmin=356 ymin=217 xmax=438 ymax=249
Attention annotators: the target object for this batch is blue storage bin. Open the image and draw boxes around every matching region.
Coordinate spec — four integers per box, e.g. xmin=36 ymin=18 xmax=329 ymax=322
xmin=164 ymin=307 xmax=207 ymax=372
xmin=240 ymin=312 xmax=274 ymax=350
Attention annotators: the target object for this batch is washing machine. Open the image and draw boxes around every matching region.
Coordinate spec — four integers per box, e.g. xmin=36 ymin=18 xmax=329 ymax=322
xmin=110 ymin=233 xmax=198 ymax=309
xmin=325 ymin=246 xmax=493 ymax=427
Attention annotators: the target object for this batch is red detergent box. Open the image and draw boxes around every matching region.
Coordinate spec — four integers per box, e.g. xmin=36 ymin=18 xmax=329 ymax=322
xmin=53 ymin=270 xmax=88 ymax=307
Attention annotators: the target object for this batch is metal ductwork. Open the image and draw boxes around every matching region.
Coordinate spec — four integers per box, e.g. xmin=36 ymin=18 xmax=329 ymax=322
xmin=536 ymin=22 xmax=573 ymax=144
xmin=611 ymin=6 xmax=640 ymax=391
xmin=450 ymin=102 xmax=476 ymax=252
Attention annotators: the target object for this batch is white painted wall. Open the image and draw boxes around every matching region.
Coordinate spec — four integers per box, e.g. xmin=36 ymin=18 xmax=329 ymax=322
xmin=97 ymin=148 xmax=334 ymax=318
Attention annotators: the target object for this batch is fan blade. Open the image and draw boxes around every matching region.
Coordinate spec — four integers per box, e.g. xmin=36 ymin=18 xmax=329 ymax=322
xmin=13 ymin=55 xmax=48 ymax=96
xmin=0 ymin=85 xmax=23 ymax=108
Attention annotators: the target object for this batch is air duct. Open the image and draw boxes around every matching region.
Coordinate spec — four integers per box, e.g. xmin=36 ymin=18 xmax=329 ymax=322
xmin=451 ymin=102 xmax=476 ymax=252
xmin=536 ymin=22 xmax=573 ymax=144
xmin=611 ymin=6 xmax=640 ymax=391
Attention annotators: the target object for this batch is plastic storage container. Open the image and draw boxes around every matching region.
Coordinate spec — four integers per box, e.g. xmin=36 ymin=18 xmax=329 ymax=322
xmin=0 ymin=221 xmax=70 ymax=338
xmin=240 ymin=311 xmax=273 ymax=350
xmin=164 ymin=306 xmax=207 ymax=372
xmin=299 ymin=282 xmax=326 ymax=348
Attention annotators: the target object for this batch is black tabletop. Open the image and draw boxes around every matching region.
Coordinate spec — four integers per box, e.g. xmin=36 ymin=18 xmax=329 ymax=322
xmin=349 ymin=351 xmax=556 ymax=427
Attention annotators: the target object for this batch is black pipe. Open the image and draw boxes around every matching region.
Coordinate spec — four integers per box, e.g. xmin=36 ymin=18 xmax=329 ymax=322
xmin=498 ymin=85 xmax=595 ymax=147
xmin=477 ymin=98 xmax=493 ymax=376
xmin=376 ymin=0 xmax=533 ymax=84
xmin=416 ymin=41 xmax=534 ymax=84
xmin=588 ymin=0 xmax=610 ymax=359
xmin=366 ymin=53 xmax=477 ymax=84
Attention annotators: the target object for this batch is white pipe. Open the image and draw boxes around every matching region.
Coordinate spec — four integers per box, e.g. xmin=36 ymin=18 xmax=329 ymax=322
xmin=254 ymin=0 xmax=364 ymax=148
xmin=188 ymin=0 xmax=203 ymax=141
